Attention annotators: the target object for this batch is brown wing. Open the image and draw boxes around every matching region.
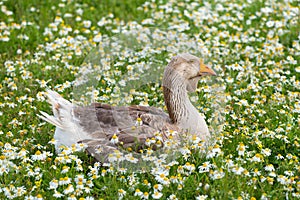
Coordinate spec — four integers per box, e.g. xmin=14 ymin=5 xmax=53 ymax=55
xmin=75 ymin=103 xmax=172 ymax=133
xmin=73 ymin=103 xmax=180 ymax=161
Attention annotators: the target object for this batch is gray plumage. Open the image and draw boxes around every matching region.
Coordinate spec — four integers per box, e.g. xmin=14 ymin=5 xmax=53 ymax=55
xmin=39 ymin=53 xmax=216 ymax=161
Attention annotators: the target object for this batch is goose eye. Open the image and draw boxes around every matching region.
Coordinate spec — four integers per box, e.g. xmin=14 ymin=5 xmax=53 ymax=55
xmin=188 ymin=60 xmax=194 ymax=63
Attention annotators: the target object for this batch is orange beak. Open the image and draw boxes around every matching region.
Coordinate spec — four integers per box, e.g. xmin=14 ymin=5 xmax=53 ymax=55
xmin=199 ymin=61 xmax=217 ymax=76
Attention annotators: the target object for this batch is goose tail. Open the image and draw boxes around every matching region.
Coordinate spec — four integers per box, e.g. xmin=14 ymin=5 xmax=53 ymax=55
xmin=38 ymin=89 xmax=91 ymax=150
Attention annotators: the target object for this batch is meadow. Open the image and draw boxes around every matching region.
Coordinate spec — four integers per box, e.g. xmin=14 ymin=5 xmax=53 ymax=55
xmin=0 ymin=0 xmax=299 ymax=199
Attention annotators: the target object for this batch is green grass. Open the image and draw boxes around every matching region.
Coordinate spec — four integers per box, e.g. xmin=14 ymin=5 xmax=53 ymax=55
xmin=0 ymin=0 xmax=299 ymax=199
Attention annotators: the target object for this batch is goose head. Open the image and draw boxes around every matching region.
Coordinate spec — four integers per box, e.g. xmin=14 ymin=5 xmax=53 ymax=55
xmin=163 ymin=53 xmax=217 ymax=92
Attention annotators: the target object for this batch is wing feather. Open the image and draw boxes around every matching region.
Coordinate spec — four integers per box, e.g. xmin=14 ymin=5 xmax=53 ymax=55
xmin=74 ymin=103 xmax=179 ymax=159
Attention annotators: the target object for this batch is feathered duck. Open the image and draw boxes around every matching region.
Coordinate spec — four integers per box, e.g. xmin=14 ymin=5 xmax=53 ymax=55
xmin=39 ymin=53 xmax=216 ymax=161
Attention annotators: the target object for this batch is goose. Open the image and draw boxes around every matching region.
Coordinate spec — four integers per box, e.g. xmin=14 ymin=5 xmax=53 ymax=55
xmin=39 ymin=53 xmax=216 ymax=161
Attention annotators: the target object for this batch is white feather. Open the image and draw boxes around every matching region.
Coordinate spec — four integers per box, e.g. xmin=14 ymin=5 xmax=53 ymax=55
xmin=39 ymin=89 xmax=91 ymax=151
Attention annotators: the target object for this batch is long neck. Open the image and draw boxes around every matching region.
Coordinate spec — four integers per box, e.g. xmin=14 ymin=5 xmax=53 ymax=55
xmin=163 ymin=68 xmax=198 ymax=124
